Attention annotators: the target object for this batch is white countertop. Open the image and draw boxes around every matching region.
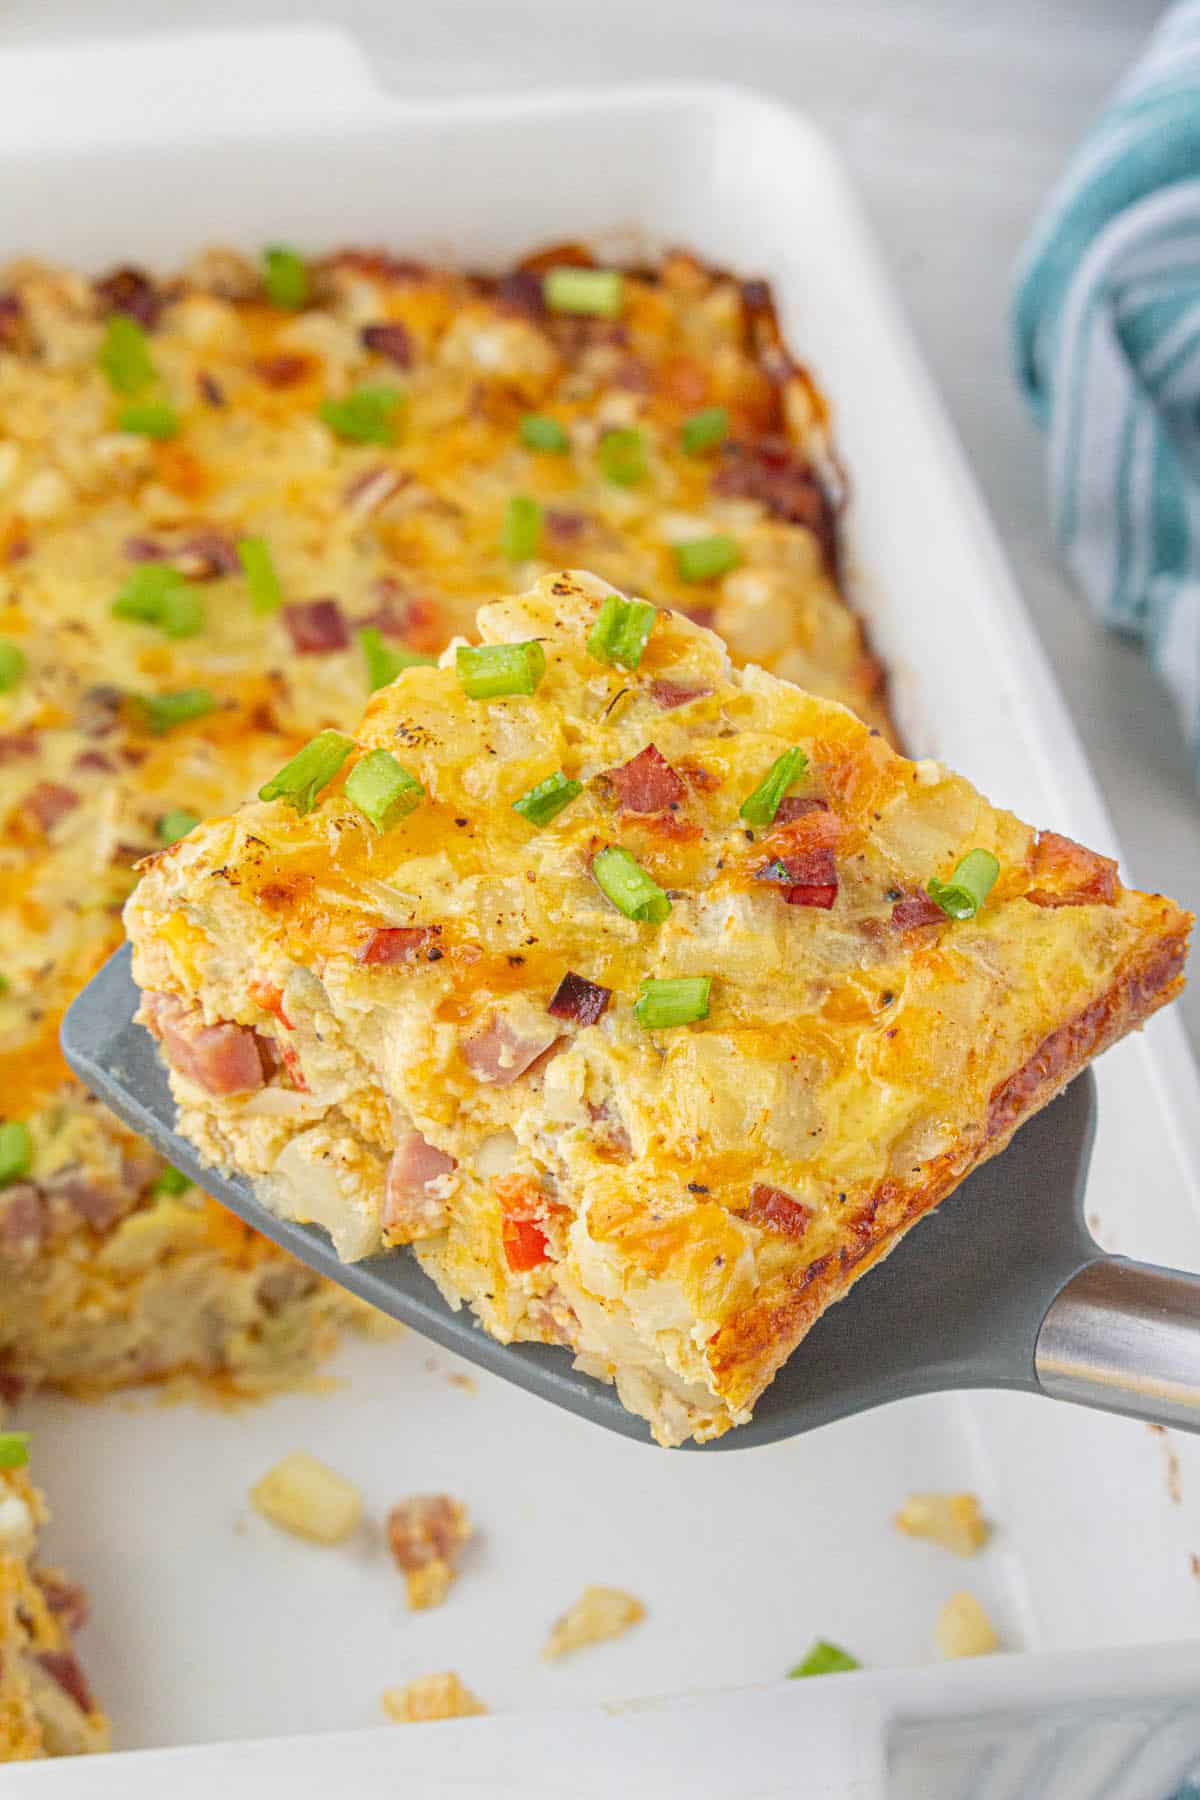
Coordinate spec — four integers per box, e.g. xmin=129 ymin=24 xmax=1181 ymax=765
xmin=10 ymin=0 xmax=1194 ymax=1047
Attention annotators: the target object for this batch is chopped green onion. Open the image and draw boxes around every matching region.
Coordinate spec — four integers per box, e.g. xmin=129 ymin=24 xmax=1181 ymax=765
xmin=344 ymin=748 xmax=423 ymax=832
xmin=319 ymin=384 xmax=404 ymax=446
xmin=112 ymin=564 xmax=185 ymax=622
xmin=519 ymin=413 xmax=569 ymax=453
xmin=157 ymin=808 xmax=199 ymax=845
xmin=591 ymin=846 xmax=671 ymax=924
xmin=0 ymin=975 xmax=10 ymax=996
xmin=152 ymin=1165 xmax=192 ymax=1197
xmin=675 ymin=534 xmax=740 ymax=583
xmin=543 ymin=267 xmax=623 ymax=317
xmin=112 ymin=565 xmax=202 ymax=638
xmin=927 ymin=848 xmax=1000 ymax=921
xmin=586 ymin=594 xmax=657 ymax=670
xmin=0 ymin=641 xmax=26 ymax=692
xmin=512 ymin=771 xmax=582 ymax=828
xmin=0 ymin=1120 xmax=32 ymax=1187
xmin=359 ymin=625 xmax=435 ymax=692
xmin=237 ymin=536 xmax=283 ymax=615
xmin=788 ymin=1641 xmax=860 ymax=1679
xmin=259 ymin=729 xmax=354 ymax=814
xmin=0 ymin=1431 xmax=30 ymax=1471
xmin=262 ymin=244 xmax=309 ymax=310
xmin=135 ymin=688 xmax=218 ymax=736
xmin=634 ymin=975 xmax=711 ymax=1029
xmin=739 ymin=747 xmax=809 ymax=828
xmin=118 ymin=401 xmax=179 ymax=440
xmin=501 ymin=494 xmax=542 ymax=562
xmin=681 ymin=406 xmax=730 ymax=455
xmin=98 ymin=314 xmax=155 ymax=395
xmin=160 ymin=587 xmax=204 ymax=638
xmin=598 ymin=427 xmax=646 ymax=487
xmin=456 ymin=640 xmax=546 ymax=700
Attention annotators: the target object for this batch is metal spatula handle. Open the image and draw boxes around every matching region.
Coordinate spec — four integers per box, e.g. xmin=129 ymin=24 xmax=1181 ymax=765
xmin=1036 ymin=1258 xmax=1200 ymax=1431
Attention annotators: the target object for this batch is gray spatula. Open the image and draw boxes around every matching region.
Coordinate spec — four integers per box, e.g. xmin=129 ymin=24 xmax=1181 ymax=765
xmin=62 ymin=944 xmax=1200 ymax=1449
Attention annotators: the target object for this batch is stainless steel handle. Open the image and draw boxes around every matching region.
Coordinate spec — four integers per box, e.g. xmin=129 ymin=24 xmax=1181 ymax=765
xmin=1035 ymin=1258 xmax=1200 ymax=1432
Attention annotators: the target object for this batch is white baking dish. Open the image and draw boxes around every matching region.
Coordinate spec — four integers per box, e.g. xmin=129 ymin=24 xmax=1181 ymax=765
xmin=3 ymin=23 xmax=1199 ymax=1765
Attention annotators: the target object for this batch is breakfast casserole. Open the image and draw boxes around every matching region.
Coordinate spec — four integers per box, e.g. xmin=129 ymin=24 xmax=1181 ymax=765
xmin=125 ymin=572 xmax=1191 ymax=1447
xmin=0 ymin=239 xmax=878 ymax=1411
xmin=0 ymin=1435 xmax=108 ymax=1761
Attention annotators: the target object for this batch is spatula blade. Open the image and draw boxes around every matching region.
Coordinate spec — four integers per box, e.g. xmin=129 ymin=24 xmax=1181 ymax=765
xmin=61 ymin=945 xmax=1098 ymax=1450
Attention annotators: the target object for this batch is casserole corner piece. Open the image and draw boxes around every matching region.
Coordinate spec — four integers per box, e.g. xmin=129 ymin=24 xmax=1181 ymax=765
xmin=124 ymin=572 xmax=1192 ymax=1447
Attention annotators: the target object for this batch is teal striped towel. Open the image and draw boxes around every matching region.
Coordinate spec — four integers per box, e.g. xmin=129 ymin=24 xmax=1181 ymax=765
xmin=1014 ymin=0 xmax=1200 ymax=776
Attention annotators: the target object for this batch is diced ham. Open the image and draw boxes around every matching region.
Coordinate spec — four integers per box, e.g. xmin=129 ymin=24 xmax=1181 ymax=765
xmin=94 ymin=265 xmax=162 ymax=329
xmin=891 ymin=890 xmax=945 ymax=931
xmin=358 ymin=925 xmax=440 ymax=966
xmin=35 ymin=1570 xmax=90 ymax=1634
xmin=547 ymin=972 xmax=611 ymax=1026
xmin=0 ymin=1366 xmax=28 ymax=1406
xmin=604 ymin=743 xmax=687 ymax=814
xmin=1027 ymin=830 xmax=1119 ymax=908
xmin=463 ymin=1014 xmax=560 ymax=1086
xmin=756 ymin=848 xmax=838 ymax=908
xmin=544 ymin=508 xmax=589 ymax=542
xmin=253 ymin=353 xmax=311 ymax=388
xmin=73 ymin=750 xmax=114 ymax=773
xmin=775 ymin=795 xmax=828 ymax=825
xmin=361 ymin=321 xmax=414 ymax=367
xmin=744 ymin=1183 xmax=813 ymax=1240
xmin=383 ymin=1132 xmax=457 ymax=1239
xmin=35 ymin=1650 xmax=95 ymax=1716
xmin=764 ymin=802 xmax=842 ymax=855
xmin=612 ymin=356 xmax=653 ymax=392
xmin=176 ymin=530 xmax=241 ymax=579
xmin=24 ymin=782 xmax=80 ymax=832
xmin=0 ymin=1183 xmax=44 ymax=1264
xmin=141 ymin=992 xmax=268 ymax=1096
xmin=342 ymin=464 xmax=406 ymax=516
xmin=282 ymin=598 xmax=349 ymax=654
xmin=123 ymin=534 xmax=167 ymax=562
xmin=493 ymin=268 xmax=546 ymax=319
xmin=0 ymin=292 xmax=25 ymax=349
xmin=650 ymin=679 xmax=712 ymax=710
xmin=0 ymin=731 xmax=37 ymax=763
xmin=43 ymin=1169 xmax=129 ymax=1234
xmin=386 ymin=1494 xmax=471 ymax=1573
xmin=76 ymin=684 xmax=124 ymax=737
xmin=587 ymin=1098 xmax=632 ymax=1160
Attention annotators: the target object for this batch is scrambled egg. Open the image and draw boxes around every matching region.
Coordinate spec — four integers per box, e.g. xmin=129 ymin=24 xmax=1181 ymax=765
xmin=127 ymin=573 xmax=1190 ymax=1446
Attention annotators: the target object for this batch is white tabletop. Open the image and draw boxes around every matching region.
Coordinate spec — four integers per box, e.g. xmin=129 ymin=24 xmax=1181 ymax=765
xmin=9 ymin=0 xmax=1193 ymax=1049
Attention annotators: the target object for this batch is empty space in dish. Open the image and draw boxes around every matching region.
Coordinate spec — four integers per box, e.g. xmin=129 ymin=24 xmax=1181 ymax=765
xmin=3 ymin=29 xmax=1199 ymax=1751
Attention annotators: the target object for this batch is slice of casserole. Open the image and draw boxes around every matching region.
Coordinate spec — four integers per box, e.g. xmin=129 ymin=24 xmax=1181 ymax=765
xmin=0 ymin=1440 xmax=109 ymax=1761
xmin=125 ymin=572 xmax=1191 ymax=1446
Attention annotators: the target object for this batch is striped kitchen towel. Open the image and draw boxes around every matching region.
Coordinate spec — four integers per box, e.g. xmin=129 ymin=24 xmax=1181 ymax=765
xmin=1014 ymin=0 xmax=1200 ymax=778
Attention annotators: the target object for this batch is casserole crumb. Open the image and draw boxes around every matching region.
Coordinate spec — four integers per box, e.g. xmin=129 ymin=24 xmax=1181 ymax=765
xmin=386 ymin=1494 xmax=472 ymax=1610
xmin=381 ymin=1672 xmax=487 ymax=1723
xmin=542 ymin=1585 xmax=646 ymax=1660
xmin=250 ymin=1451 xmax=363 ymax=1545
xmin=935 ymin=1590 xmax=998 ymax=1659
xmin=895 ymin=1492 xmax=990 ymax=1556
